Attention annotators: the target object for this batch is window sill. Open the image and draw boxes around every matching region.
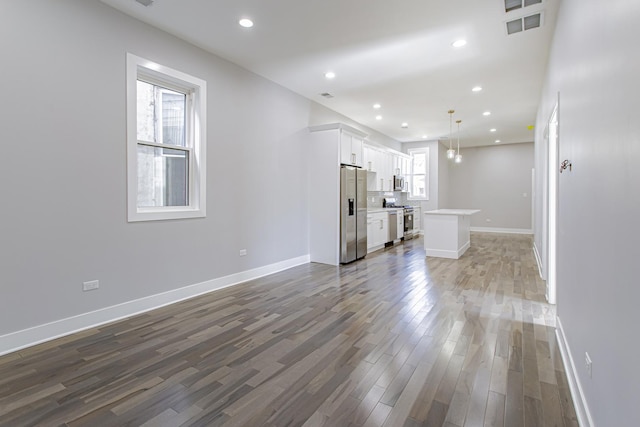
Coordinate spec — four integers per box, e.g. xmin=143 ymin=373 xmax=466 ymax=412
xmin=128 ymin=206 xmax=206 ymax=222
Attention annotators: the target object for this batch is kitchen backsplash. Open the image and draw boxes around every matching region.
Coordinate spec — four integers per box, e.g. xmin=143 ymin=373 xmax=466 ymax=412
xmin=366 ymin=191 xmax=412 ymax=208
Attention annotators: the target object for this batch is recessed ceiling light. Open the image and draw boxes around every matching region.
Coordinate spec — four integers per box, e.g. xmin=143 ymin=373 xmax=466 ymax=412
xmin=490 ymin=128 xmax=497 ymax=132
xmin=495 ymin=139 xmax=501 ymax=143
xmin=375 ymin=115 xmax=383 ymax=121
xmin=422 ymin=135 xmax=428 ymax=139
xmin=401 ymin=122 xmax=409 ymax=128
xmin=373 ymin=103 xmax=381 ymax=109
xmin=452 ymin=39 xmax=467 ymax=48
xmin=238 ymin=18 xmax=254 ymax=28
xmin=324 ymin=71 xmax=336 ymax=79
xmin=483 ymin=111 xmax=491 ymax=116
xmin=472 ymin=86 xmax=483 ymax=92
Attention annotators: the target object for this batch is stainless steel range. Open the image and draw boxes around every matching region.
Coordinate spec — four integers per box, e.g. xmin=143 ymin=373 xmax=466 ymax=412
xmin=382 ymin=198 xmax=415 ymax=240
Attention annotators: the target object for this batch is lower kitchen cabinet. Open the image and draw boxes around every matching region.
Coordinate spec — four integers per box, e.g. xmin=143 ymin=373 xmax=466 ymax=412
xmin=413 ymin=206 xmax=422 ymax=235
xmin=396 ymin=209 xmax=404 ymax=240
xmin=367 ymin=211 xmax=388 ymax=251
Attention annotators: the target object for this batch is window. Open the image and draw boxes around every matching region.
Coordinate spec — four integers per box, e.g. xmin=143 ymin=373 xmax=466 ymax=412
xmin=408 ymin=148 xmax=429 ymax=200
xmin=126 ymin=54 xmax=206 ymax=221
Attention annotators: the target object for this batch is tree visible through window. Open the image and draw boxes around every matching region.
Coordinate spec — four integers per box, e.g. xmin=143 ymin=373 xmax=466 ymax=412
xmin=408 ymin=148 xmax=429 ymax=200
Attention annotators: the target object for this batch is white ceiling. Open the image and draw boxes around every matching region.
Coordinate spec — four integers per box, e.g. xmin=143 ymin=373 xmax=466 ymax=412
xmin=100 ymin=0 xmax=558 ymax=147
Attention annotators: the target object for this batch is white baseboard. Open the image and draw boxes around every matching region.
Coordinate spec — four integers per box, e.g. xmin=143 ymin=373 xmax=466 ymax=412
xmin=470 ymin=227 xmax=533 ymax=234
xmin=0 ymin=255 xmax=310 ymax=357
xmin=533 ymin=241 xmax=544 ymax=280
xmin=425 ymin=241 xmax=470 ymax=259
xmin=556 ymin=316 xmax=594 ymax=427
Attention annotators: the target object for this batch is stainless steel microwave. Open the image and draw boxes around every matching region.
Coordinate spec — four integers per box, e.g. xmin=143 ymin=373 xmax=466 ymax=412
xmin=393 ymin=175 xmax=404 ymax=191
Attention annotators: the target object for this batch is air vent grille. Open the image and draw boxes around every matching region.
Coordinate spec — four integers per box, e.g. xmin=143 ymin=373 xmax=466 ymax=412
xmin=506 ymin=12 xmax=542 ymax=35
xmin=504 ymin=0 xmax=541 ymax=13
xmin=524 ymin=0 xmax=542 ymax=7
xmin=506 ymin=19 xmax=523 ymax=34
xmin=524 ymin=13 xmax=541 ymax=30
xmin=319 ymin=92 xmax=334 ymax=99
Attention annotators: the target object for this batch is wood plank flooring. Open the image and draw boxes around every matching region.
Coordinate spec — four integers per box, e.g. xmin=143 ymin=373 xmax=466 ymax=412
xmin=0 ymin=233 xmax=579 ymax=426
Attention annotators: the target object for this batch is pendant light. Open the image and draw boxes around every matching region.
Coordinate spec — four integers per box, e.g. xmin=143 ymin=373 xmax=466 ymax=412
xmin=455 ymin=119 xmax=463 ymax=163
xmin=447 ymin=110 xmax=456 ymax=159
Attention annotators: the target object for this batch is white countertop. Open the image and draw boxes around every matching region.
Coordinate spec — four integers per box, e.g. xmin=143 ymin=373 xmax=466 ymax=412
xmin=367 ymin=208 xmax=404 ymax=214
xmin=424 ymin=209 xmax=481 ymax=216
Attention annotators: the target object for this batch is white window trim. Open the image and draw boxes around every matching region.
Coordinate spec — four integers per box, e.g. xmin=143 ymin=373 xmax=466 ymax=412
xmin=407 ymin=147 xmax=430 ymax=201
xmin=126 ymin=53 xmax=207 ymax=222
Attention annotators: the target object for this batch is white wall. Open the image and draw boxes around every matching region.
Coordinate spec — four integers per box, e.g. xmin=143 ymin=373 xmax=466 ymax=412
xmin=534 ymin=0 xmax=640 ymax=425
xmin=0 ymin=0 xmax=315 ymax=343
xmin=446 ymin=143 xmax=534 ymax=231
xmin=437 ymin=142 xmax=451 ymax=209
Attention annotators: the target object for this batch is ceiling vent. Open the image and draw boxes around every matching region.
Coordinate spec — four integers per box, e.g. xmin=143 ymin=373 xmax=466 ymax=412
xmin=135 ymin=0 xmax=154 ymax=6
xmin=506 ymin=12 xmax=543 ymax=35
xmin=319 ymin=92 xmax=334 ymax=99
xmin=504 ymin=0 xmax=542 ymax=13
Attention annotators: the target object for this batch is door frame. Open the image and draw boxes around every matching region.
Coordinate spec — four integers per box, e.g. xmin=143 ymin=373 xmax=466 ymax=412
xmin=546 ymin=101 xmax=559 ymax=304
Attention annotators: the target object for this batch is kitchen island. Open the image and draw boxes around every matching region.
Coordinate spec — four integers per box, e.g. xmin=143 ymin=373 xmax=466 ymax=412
xmin=423 ymin=209 xmax=481 ymax=259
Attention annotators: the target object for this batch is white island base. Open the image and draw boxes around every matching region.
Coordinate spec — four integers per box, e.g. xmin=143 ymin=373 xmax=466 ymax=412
xmin=423 ymin=209 xmax=481 ymax=259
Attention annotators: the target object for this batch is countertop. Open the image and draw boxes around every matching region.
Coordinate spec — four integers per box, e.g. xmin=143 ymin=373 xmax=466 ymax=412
xmin=367 ymin=208 xmax=404 ymax=214
xmin=423 ymin=209 xmax=481 ymax=216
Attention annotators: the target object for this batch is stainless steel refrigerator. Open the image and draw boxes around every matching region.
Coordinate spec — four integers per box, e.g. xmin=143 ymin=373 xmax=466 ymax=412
xmin=340 ymin=165 xmax=367 ymax=263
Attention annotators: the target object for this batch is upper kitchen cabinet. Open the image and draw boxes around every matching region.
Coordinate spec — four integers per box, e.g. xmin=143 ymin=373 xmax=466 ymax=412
xmin=391 ymin=153 xmax=411 ymax=177
xmin=340 ymin=131 xmax=364 ymax=167
xmin=363 ymin=142 xmax=411 ymax=192
xmin=308 ymin=123 xmax=366 ymax=168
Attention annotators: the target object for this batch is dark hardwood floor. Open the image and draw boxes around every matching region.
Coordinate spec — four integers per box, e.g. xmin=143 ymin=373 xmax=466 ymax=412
xmin=0 ymin=234 xmax=578 ymax=427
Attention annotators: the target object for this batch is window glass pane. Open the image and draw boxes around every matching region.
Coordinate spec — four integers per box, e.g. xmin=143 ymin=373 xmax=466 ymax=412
xmin=161 ymin=89 xmax=186 ymax=147
xmin=412 ymin=175 xmax=426 ymax=198
xmin=412 ymin=153 xmax=426 ymax=172
xmin=137 ymin=80 xmax=155 ymax=143
xmin=136 ymin=81 xmax=186 ymax=146
xmin=137 ymin=145 xmax=189 ymax=207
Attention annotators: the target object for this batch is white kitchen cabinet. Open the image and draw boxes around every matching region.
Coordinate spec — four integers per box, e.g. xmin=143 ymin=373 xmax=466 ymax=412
xmin=308 ymin=123 xmax=368 ymax=265
xmin=366 ymin=214 xmax=375 ymax=247
xmin=363 ymin=145 xmax=374 ymax=171
xmin=367 ymin=211 xmax=388 ymax=251
xmin=340 ymin=131 xmax=364 ymax=167
xmin=391 ymin=154 xmax=401 ymax=177
xmin=396 ymin=209 xmax=404 ymax=240
xmin=414 ymin=206 xmax=422 ymax=234
xmin=362 ymin=142 xmax=411 ymax=192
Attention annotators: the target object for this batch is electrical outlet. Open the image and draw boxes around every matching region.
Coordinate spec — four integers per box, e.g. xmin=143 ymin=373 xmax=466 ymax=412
xmin=585 ymin=352 xmax=592 ymax=378
xmin=239 ymin=249 xmax=247 ymax=256
xmin=83 ymin=280 xmax=99 ymax=292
